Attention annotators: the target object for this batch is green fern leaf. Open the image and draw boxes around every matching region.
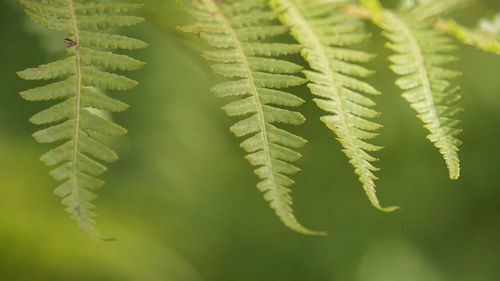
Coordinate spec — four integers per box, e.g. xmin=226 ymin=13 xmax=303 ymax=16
xmin=438 ymin=19 xmax=500 ymax=55
xmin=181 ymin=0 xmax=325 ymax=235
xmin=271 ymin=0 xmax=398 ymax=212
xmin=17 ymin=0 xmax=147 ymax=239
xmin=371 ymin=9 xmax=463 ymax=179
xmin=409 ymin=0 xmax=471 ymax=20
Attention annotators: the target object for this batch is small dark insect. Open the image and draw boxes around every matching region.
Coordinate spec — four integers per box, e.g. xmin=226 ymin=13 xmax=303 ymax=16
xmin=64 ymin=38 xmax=77 ymax=48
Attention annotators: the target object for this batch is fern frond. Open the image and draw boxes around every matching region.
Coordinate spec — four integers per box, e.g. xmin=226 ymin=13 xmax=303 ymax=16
xmin=271 ymin=0 xmax=398 ymax=212
xmin=410 ymin=0 xmax=471 ymax=20
xmin=371 ymin=9 xmax=463 ymax=179
xmin=18 ymin=0 xmax=147 ymax=239
xmin=181 ymin=0 xmax=324 ymax=235
xmin=437 ymin=19 xmax=500 ymax=55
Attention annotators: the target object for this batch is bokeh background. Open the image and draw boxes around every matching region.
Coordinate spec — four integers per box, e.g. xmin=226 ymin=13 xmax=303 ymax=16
xmin=1 ymin=0 xmax=500 ymax=280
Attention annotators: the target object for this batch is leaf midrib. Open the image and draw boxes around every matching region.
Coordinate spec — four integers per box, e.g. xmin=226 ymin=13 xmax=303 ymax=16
xmin=68 ymin=0 xmax=85 ymax=222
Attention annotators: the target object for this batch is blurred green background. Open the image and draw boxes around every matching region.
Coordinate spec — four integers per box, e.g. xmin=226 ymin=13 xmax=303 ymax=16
xmin=1 ymin=1 xmax=500 ymax=280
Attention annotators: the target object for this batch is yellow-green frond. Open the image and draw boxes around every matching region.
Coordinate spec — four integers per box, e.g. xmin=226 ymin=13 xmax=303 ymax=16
xmin=438 ymin=19 xmax=500 ymax=55
xmin=373 ymin=10 xmax=462 ymax=179
xmin=17 ymin=0 xmax=147 ymax=239
xmin=181 ymin=0 xmax=325 ymax=235
xmin=409 ymin=0 xmax=471 ymax=20
xmin=271 ymin=0 xmax=398 ymax=212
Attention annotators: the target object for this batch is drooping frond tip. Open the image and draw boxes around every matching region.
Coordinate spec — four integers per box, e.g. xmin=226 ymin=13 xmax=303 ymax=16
xmin=370 ymin=8 xmax=462 ymax=180
xmin=180 ymin=0 xmax=325 ymax=235
xmin=271 ymin=0 xmax=398 ymax=212
xmin=17 ymin=0 xmax=147 ymax=239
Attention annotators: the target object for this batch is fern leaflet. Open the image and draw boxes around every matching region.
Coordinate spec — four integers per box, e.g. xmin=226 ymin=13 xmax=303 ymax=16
xmin=180 ymin=0 xmax=324 ymax=235
xmin=271 ymin=0 xmax=398 ymax=212
xmin=17 ymin=0 xmax=147 ymax=239
xmin=370 ymin=7 xmax=463 ymax=179
xmin=438 ymin=19 xmax=500 ymax=55
xmin=409 ymin=0 xmax=471 ymax=20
